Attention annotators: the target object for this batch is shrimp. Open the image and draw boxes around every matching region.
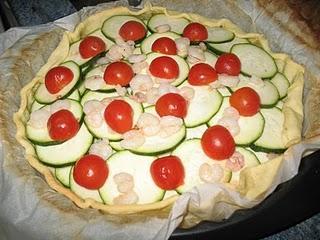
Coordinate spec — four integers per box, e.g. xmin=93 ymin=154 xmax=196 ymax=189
xmin=130 ymin=74 xmax=154 ymax=93
xmin=158 ymin=82 xmax=179 ymax=96
xmin=131 ymin=92 xmax=147 ymax=103
xmin=84 ymin=75 xmax=106 ymax=91
xmin=225 ymin=151 xmax=245 ymax=172
xmin=113 ymin=172 xmax=134 ymax=193
xmin=120 ymin=130 xmax=145 ymax=149
xmin=187 ymin=46 xmax=205 ymax=65
xmin=223 ymin=107 xmax=240 ymax=120
xmin=179 ymin=86 xmax=195 ymax=101
xmin=137 ymin=113 xmax=161 ymax=137
xmin=28 ymin=108 xmax=51 ymax=129
xmin=159 ymin=116 xmax=183 ymax=138
xmin=84 ymin=111 xmax=103 ymax=128
xmin=128 ymin=54 xmax=146 ymax=64
xmin=50 ymin=99 xmax=71 ymax=114
xmin=218 ymin=74 xmax=239 ymax=87
xmin=218 ymin=116 xmax=240 ymax=137
xmin=132 ymin=61 xmax=148 ymax=74
xmin=105 ymin=45 xmax=123 ymax=62
xmin=83 ymin=100 xmax=105 ymax=115
xmin=146 ymin=87 xmax=160 ymax=105
xmin=175 ymin=37 xmax=190 ymax=57
xmin=154 ymin=77 xmax=176 ymax=84
xmin=199 ymin=163 xmax=223 ymax=183
xmin=155 ymin=24 xmax=171 ymax=33
xmin=199 ymin=42 xmax=207 ymax=51
xmin=89 ymin=139 xmax=113 ymax=160
xmin=115 ymin=84 xmax=127 ymax=97
xmin=113 ymin=190 xmax=139 ymax=205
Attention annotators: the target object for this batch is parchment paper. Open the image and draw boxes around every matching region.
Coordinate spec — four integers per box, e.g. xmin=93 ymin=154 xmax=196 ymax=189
xmin=1 ymin=0 xmax=320 ymax=239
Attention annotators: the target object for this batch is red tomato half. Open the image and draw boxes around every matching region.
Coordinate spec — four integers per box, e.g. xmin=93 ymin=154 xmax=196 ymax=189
xmin=119 ymin=20 xmax=146 ymax=41
xmin=155 ymin=93 xmax=187 ymax=118
xmin=47 ymin=109 xmax=79 ymax=141
xmin=188 ymin=63 xmax=218 ymax=85
xmin=103 ymin=62 xmax=134 ymax=86
xmin=151 ymin=37 xmax=177 ymax=55
xmin=201 ymin=125 xmax=235 ymax=160
xmin=73 ymin=154 xmax=109 ymax=190
xmin=45 ymin=66 xmax=74 ymax=94
xmin=79 ymin=36 xmax=106 ymax=59
xmin=230 ymin=87 xmax=260 ymax=116
xmin=150 ymin=155 xmax=185 ymax=190
xmin=215 ymin=53 xmax=241 ymax=76
xmin=183 ymin=22 xmax=208 ymax=42
xmin=149 ymin=56 xmax=179 ymax=79
xmin=104 ymin=100 xmax=133 ymax=134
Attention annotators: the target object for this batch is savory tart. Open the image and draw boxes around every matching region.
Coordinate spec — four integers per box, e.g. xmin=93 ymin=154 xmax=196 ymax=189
xmin=14 ymin=5 xmax=304 ymax=214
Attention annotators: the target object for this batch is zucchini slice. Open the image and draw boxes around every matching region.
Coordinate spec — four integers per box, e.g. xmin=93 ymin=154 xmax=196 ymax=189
xmin=144 ymin=52 xmax=189 ymax=86
xmin=252 ymin=108 xmax=286 ymax=153
xmin=208 ymin=97 xmax=265 ymax=146
xmin=173 ymin=139 xmax=232 ymax=194
xmin=99 ymin=151 xmax=165 ymax=204
xmin=55 ymin=165 xmax=72 ymax=187
xmin=64 ymin=29 xmax=114 ymax=67
xmin=70 ymin=167 xmax=103 ymax=203
xmin=206 ymin=27 xmax=235 ymax=43
xmin=147 ymin=14 xmax=189 ymax=34
xmin=34 ymin=61 xmax=81 ymax=104
xmin=207 ymin=37 xmax=249 ymax=54
xmin=270 ymin=72 xmax=290 ymax=99
xmin=35 ymin=123 xmax=93 ymax=166
xmin=140 ymin=32 xmax=181 ymax=54
xmin=180 ymin=82 xmax=223 ymax=127
xmin=26 ymin=100 xmax=83 ymax=146
xmin=231 ymin=43 xmax=278 ymax=78
xmin=102 ymin=15 xmax=146 ymax=42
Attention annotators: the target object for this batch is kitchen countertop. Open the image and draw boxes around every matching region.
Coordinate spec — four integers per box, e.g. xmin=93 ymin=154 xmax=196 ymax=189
xmin=1 ymin=0 xmax=320 ymax=239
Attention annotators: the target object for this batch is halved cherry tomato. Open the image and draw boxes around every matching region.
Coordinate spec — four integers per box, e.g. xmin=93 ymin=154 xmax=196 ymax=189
xmin=201 ymin=125 xmax=235 ymax=160
xmin=79 ymin=36 xmax=106 ymax=59
xmin=119 ymin=20 xmax=146 ymax=41
xmin=188 ymin=63 xmax=218 ymax=85
xmin=151 ymin=37 xmax=177 ymax=55
xmin=73 ymin=154 xmax=109 ymax=190
xmin=150 ymin=155 xmax=185 ymax=190
xmin=104 ymin=100 xmax=133 ymax=134
xmin=215 ymin=53 xmax=241 ymax=76
xmin=183 ymin=22 xmax=208 ymax=42
xmin=155 ymin=93 xmax=187 ymax=118
xmin=103 ymin=62 xmax=134 ymax=86
xmin=45 ymin=66 xmax=74 ymax=94
xmin=47 ymin=109 xmax=79 ymax=141
xmin=149 ymin=56 xmax=179 ymax=79
xmin=230 ymin=87 xmax=260 ymax=116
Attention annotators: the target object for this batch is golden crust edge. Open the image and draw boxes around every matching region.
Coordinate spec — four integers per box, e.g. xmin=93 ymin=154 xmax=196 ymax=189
xmin=13 ymin=4 xmax=304 ymax=213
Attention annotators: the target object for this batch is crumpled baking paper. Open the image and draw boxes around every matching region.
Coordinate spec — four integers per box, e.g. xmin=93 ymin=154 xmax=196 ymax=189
xmin=1 ymin=0 xmax=320 ymax=239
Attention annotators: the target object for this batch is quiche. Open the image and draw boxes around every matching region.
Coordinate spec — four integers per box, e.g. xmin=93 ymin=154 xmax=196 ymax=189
xmin=14 ymin=5 xmax=304 ymax=214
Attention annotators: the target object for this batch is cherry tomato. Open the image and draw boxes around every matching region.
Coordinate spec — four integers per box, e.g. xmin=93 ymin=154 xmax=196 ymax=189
xmin=45 ymin=66 xmax=74 ymax=94
xmin=79 ymin=36 xmax=106 ymax=59
xmin=155 ymin=93 xmax=187 ymax=118
xmin=230 ymin=87 xmax=260 ymax=116
xmin=119 ymin=20 xmax=146 ymax=41
xmin=151 ymin=37 xmax=177 ymax=55
xmin=183 ymin=22 xmax=208 ymax=42
xmin=215 ymin=53 xmax=241 ymax=76
xmin=103 ymin=62 xmax=134 ymax=86
xmin=47 ymin=109 xmax=79 ymax=141
xmin=150 ymin=155 xmax=185 ymax=190
xmin=188 ymin=63 xmax=218 ymax=85
xmin=104 ymin=100 xmax=133 ymax=134
xmin=149 ymin=56 xmax=179 ymax=79
xmin=201 ymin=125 xmax=235 ymax=160
xmin=73 ymin=154 xmax=109 ymax=190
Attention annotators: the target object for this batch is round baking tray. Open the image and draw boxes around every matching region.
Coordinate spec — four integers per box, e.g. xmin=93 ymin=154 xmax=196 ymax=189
xmin=171 ymin=150 xmax=320 ymax=240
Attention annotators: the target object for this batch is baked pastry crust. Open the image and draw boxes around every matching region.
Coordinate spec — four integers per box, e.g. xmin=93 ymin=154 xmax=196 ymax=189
xmin=14 ymin=4 xmax=304 ymax=214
